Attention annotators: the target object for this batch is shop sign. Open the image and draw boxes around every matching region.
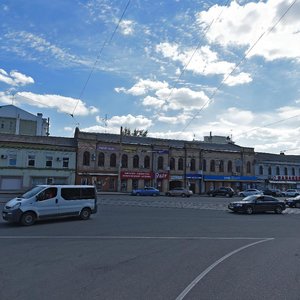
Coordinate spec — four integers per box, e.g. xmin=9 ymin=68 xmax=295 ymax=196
xmin=186 ymin=174 xmax=202 ymax=179
xmin=97 ymin=146 xmax=118 ymax=151
xmin=154 ymin=172 xmax=169 ymax=179
xmin=204 ymin=175 xmax=257 ymax=181
xmin=170 ymin=175 xmax=184 ymax=180
xmin=272 ymin=175 xmax=300 ymax=181
xmin=121 ymin=171 xmax=152 ymax=179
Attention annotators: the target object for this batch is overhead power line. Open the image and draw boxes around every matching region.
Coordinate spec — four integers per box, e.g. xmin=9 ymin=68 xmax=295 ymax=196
xmin=71 ymin=0 xmax=131 ymax=118
xmin=181 ymin=0 xmax=298 ymax=133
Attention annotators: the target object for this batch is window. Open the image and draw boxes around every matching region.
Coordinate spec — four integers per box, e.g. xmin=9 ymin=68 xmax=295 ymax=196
xmin=98 ymin=152 xmax=105 ymax=167
xmin=28 ymin=154 xmax=35 ymax=167
xmin=219 ymin=160 xmax=224 ymax=172
xmin=132 ymin=179 xmax=138 ymax=190
xmin=284 ymin=167 xmax=288 ymax=175
xmin=122 ymin=154 xmax=128 ymax=168
xmin=63 ymin=157 xmax=69 ymax=168
xmin=110 ymin=153 xmax=116 ymax=167
xmin=133 ymin=155 xmax=139 ymax=168
xmin=190 ymin=158 xmax=196 ymax=171
xmin=144 ymin=156 xmax=150 ymax=169
xmin=61 ymin=187 xmax=95 ymax=200
xmin=83 ymin=151 xmax=90 ymax=166
xmin=276 ymin=166 xmax=280 ymax=175
xmin=109 ymin=178 xmax=115 ymax=190
xmin=227 ymin=160 xmax=232 ymax=173
xmin=203 ymin=159 xmax=206 ymax=172
xmin=259 ymin=165 xmax=263 ymax=175
xmin=246 ymin=161 xmax=251 ymax=173
xmin=178 ymin=158 xmax=184 ymax=170
xmin=157 ymin=156 xmax=164 ymax=170
xmin=8 ymin=154 xmax=17 ymax=166
xmin=170 ymin=157 xmax=175 ymax=170
xmin=46 ymin=156 xmax=53 ymax=167
xmin=268 ymin=166 xmax=272 ymax=176
xmin=37 ymin=187 xmax=57 ymax=201
xmin=292 ymin=167 xmax=295 ymax=176
xmin=236 ymin=166 xmax=241 ymax=173
xmin=210 ymin=160 xmax=215 ymax=172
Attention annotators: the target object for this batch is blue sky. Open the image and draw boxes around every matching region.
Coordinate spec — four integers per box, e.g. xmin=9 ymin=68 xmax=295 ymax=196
xmin=1 ymin=0 xmax=300 ymax=154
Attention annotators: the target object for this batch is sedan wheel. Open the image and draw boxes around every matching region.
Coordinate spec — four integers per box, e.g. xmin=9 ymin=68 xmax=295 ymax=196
xmin=181 ymin=193 xmax=186 ymax=198
xmin=245 ymin=206 xmax=253 ymax=215
xmin=275 ymin=206 xmax=283 ymax=214
xmin=295 ymin=202 xmax=300 ymax=209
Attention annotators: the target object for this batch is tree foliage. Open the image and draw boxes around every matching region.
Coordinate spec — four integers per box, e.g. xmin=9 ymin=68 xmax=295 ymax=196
xmin=122 ymin=127 xmax=148 ymax=137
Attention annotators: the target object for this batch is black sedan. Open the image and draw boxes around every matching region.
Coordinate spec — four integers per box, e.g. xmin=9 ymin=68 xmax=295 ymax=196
xmin=286 ymin=195 xmax=300 ymax=208
xmin=228 ymin=194 xmax=286 ymax=214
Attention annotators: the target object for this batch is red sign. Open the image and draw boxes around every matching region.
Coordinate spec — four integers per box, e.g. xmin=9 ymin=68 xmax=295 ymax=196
xmin=272 ymin=175 xmax=300 ymax=181
xmin=155 ymin=172 xmax=169 ymax=179
xmin=121 ymin=171 xmax=152 ymax=179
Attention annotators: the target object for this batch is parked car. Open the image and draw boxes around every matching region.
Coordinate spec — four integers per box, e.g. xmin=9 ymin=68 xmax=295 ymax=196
xmin=228 ymin=194 xmax=286 ymax=214
xmin=166 ymin=188 xmax=193 ymax=197
xmin=282 ymin=189 xmax=300 ymax=197
xmin=207 ymin=187 xmax=234 ymax=197
xmin=285 ymin=195 xmax=300 ymax=208
xmin=238 ymin=189 xmax=262 ymax=197
xmin=131 ymin=187 xmax=160 ymax=196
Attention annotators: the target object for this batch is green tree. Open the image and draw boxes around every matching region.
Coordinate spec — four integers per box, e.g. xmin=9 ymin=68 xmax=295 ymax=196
xmin=122 ymin=127 xmax=148 ymax=137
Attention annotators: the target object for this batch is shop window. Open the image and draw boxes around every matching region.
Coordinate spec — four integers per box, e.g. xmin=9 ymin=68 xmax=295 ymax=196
xmin=190 ymin=158 xmax=196 ymax=171
xmin=98 ymin=152 xmax=105 ymax=167
xmin=121 ymin=180 xmax=127 ymax=192
xmin=110 ymin=153 xmax=116 ymax=167
xmin=227 ymin=160 xmax=232 ymax=173
xmin=133 ymin=155 xmax=139 ymax=168
xmin=210 ymin=160 xmax=215 ymax=172
xmin=83 ymin=151 xmax=90 ymax=166
xmin=132 ymin=179 xmax=139 ymax=190
xmin=178 ymin=158 xmax=184 ymax=170
xmin=121 ymin=154 xmax=128 ymax=168
xmin=157 ymin=156 xmax=164 ymax=170
xmin=109 ymin=178 xmax=115 ymax=191
xmin=144 ymin=179 xmax=151 ymax=187
xmin=259 ymin=165 xmax=263 ymax=175
xmin=144 ymin=156 xmax=150 ymax=169
xmin=170 ymin=157 xmax=175 ymax=170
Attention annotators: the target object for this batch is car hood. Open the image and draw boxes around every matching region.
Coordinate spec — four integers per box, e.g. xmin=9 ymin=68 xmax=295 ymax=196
xmin=4 ymin=197 xmax=24 ymax=207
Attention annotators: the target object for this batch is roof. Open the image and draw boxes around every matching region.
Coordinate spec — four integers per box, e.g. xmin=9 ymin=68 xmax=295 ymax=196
xmin=255 ymin=152 xmax=300 ymax=163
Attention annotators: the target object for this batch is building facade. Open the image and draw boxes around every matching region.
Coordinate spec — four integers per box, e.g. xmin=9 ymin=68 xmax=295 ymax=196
xmin=75 ymin=129 xmax=257 ymax=194
xmin=0 ymin=133 xmax=76 ymax=191
xmin=255 ymin=152 xmax=300 ymax=191
xmin=0 ymin=105 xmax=49 ymax=136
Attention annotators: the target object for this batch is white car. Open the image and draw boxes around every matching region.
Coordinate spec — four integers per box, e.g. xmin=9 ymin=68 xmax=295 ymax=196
xmin=238 ymin=189 xmax=262 ymax=197
xmin=282 ymin=189 xmax=300 ymax=197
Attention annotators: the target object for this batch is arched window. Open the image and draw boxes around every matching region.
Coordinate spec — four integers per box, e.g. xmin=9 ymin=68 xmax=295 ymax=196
xmin=284 ymin=167 xmax=288 ymax=175
xmin=227 ymin=160 xmax=232 ymax=173
xmin=276 ymin=166 xmax=280 ymax=175
xmin=190 ymin=158 xmax=196 ymax=171
xmin=210 ymin=160 xmax=215 ymax=172
xmin=144 ymin=156 xmax=150 ymax=169
xmin=219 ymin=160 xmax=224 ymax=172
xmin=83 ymin=151 xmax=90 ymax=166
xmin=122 ymin=154 xmax=128 ymax=168
xmin=259 ymin=165 xmax=263 ymax=175
xmin=170 ymin=157 xmax=175 ymax=170
xmin=202 ymin=159 xmax=206 ymax=172
xmin=98 ymin=152 xmax=105 ymax=167
xmin=110 ymin=153 xmax=116 ymax=167
xmin=246 ymin=161 xmax=251 ymax=174
xmin=178 ymin=158 xmax=184 ymax=170
xmin=292 ymin=167 xmax=295 ymax=176
xmin=157 ymin=156 xmax=164 ymax=170
xmin=268 ymin=166 xmax=272 ymax=176
xmin=133 ymin=155 xmax=139 ymax=168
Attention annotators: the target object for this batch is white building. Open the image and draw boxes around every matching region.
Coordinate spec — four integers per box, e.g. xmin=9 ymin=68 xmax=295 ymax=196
xmin=0 ymin=134 xmax=76 ymax=191
xmin=0 ymin=105 xmax=49 ymax=136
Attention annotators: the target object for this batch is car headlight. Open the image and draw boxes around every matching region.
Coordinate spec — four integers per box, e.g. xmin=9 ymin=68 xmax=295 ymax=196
xmin=234 ymin=203 xmax=243 ymax=207
xmin=11 ymin=202 xmax=21 ymax=210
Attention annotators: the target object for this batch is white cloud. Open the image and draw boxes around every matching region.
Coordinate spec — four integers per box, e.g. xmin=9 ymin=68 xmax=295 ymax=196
xmin=224 ymin=72 xmax=253 ymax=86
xmin=119 ymin=20 xmax=135 ymax=35
xmin=15 ymin=92 xmax=98 ymax=116
xmin=0 ymin=68 xmax=34 ymax=86
xmin=196 ymin=0 xmax=300 ymax=61
xmin=156 ymin=113 xmax=191 ymax=125
xmin=107 ymin=114 xmax=152 ymax=129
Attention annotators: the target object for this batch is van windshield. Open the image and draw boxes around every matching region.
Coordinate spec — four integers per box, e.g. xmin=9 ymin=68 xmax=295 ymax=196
xmin=21 ymin=186 xmax=46 ymax=199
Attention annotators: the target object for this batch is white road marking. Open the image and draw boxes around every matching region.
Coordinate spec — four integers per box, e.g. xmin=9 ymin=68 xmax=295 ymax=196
xmin=175 ymin=238 xmax=274 ymax=300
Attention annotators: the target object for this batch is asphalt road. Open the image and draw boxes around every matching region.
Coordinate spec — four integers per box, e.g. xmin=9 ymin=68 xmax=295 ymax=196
xmin=1 ymin=195 xmax=300 ymax=300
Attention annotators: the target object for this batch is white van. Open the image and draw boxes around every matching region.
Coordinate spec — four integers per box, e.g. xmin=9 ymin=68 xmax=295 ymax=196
xmin=2 ymin=185 xmax=97 ymax=226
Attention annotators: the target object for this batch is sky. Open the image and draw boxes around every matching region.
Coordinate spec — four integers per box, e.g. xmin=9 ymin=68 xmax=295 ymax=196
xmin=1 ymin=0 xmax=300 ymax=154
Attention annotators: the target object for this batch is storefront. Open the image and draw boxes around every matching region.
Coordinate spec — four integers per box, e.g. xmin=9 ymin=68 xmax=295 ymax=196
xmin=269 ymin=175 xmax=300 ymax=191
xmin=203 ymin=175 xmax=258 ymax=193
xmin=77 ymin=172 xmax=118 ymax=191
xmin=186 ymin=173 xmax=202 ymax=194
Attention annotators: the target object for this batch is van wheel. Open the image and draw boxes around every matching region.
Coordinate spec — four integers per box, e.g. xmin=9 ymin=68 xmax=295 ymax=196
xmin=20 ymin=212 xmax=36 ymax=226
xmin=80 ymin=208 xmax=91 ymax=220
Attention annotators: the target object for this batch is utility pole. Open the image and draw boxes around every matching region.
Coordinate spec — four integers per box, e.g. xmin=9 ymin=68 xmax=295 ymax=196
xmin=117 ymin=126 xmax=123 ymax=192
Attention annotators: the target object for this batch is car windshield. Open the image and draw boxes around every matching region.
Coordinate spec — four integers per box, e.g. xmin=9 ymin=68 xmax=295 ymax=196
xmin=241 ymin=195 xmax=257 ymax=202
xmin=21 ymin=186 xmax=46 ymax=199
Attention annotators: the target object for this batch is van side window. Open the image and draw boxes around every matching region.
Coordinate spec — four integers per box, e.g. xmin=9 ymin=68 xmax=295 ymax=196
xmin=61 ymin=188 xmax=95 ymax=200
xmin=38 ymin=188 xmax=57 ymax=201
